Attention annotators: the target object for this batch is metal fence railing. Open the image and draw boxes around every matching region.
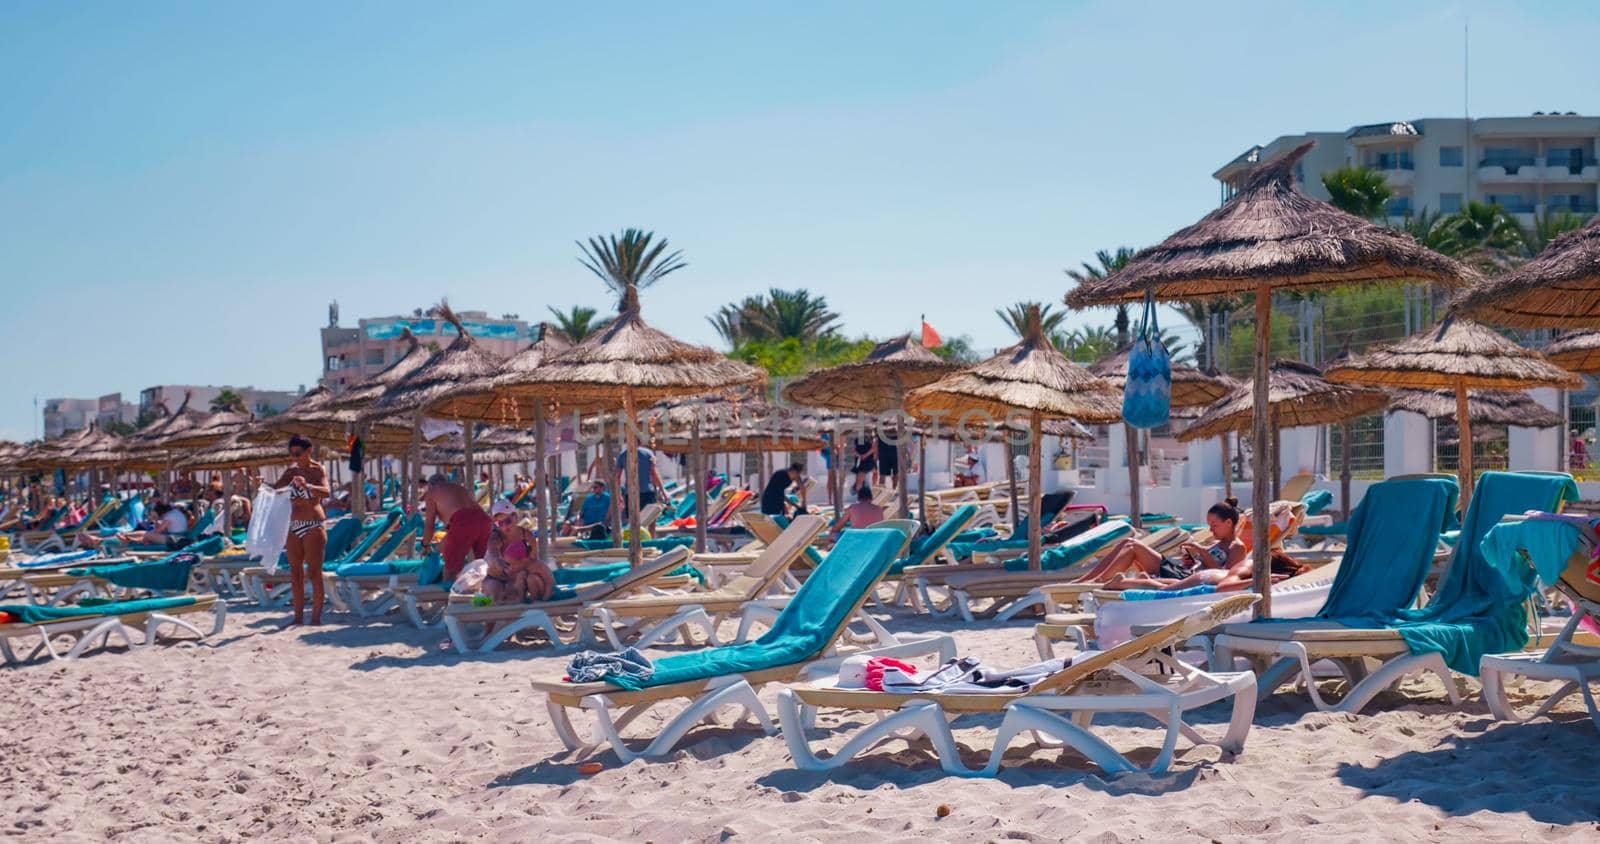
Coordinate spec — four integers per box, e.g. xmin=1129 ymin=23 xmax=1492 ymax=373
xmin=1330 ymin=416 xmax=1386 ymax=479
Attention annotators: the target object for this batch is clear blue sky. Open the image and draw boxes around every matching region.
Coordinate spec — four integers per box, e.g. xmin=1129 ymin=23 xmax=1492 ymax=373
xmin=4 ymin=1 xmax=1598 ymax=441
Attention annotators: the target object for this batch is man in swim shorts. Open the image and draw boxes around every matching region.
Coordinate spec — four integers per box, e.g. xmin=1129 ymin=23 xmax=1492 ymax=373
xmin=420 ymin=473 xmax=492 ymax=582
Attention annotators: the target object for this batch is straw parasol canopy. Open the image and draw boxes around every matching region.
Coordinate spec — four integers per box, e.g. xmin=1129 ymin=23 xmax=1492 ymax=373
xmin=1176 ymin=360 xmax=1389 ymax=442
xmin=781 ymin=335 xmax=956 ymax=413
xmin=421 ymin=427 xmax=545 ymax=466
xmin=58 ymin=425 xmax=129 ymax=470
xmin=177 ymin=434 xmax=293 ymax=471
xmin=1541 ymin=330 xmax=1600 ymax=375
xmin=267 ymin=386 xmax=417 ymax=452
xmin=128 ymin=392 xmax=206 ymax=448
xmin=1452 ymin=214 xmax=1600 ymax=328
xmin=362 ymin=304 xmax=507 ymax=423
xmin=1324 ymin=317 xmax=1579 ymax=503
xmin=426 ymin=325 xmax=576 ymax=424
xmin=1065 ymin=142 xmax=1474 ymax=615
xmin=1388 ymin=388 xmax=1563 ymax=428
xmin=904 ymin=305 xmax=1122 ymax=570
xmin=160 ymin=408 xmax=255 ymax=451
xmin=510 ymin=283 xmax=766 ymax=564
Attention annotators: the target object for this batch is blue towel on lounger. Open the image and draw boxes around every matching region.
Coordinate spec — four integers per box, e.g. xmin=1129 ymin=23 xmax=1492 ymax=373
xmin=1120 ymin=585 xmax=1218 ymax=601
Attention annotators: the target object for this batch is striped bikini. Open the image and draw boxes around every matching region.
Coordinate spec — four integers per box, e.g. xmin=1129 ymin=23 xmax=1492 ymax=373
xmin=288 ymin=483 xmax=321 ymax=538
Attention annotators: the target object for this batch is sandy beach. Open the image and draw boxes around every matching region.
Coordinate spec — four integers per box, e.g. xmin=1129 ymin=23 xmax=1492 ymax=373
xmin=3 ymin=607 xmax=1596 ymax=843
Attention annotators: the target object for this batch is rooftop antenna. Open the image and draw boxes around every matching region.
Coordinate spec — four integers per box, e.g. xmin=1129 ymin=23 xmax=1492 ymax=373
xmin=1462 ymin=18 xmax=1470 ymax=118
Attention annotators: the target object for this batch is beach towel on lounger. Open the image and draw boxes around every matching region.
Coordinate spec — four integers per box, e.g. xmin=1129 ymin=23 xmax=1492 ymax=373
xmin=0 ymin=596 xmax=198 ymax=625
xmin=66 ymin=552 xmax=197 ymax=593
xmin=599 ymin=528 xmax=903 ymax=691
xmin=1002 ymin=520 xmax=1134 ymax=572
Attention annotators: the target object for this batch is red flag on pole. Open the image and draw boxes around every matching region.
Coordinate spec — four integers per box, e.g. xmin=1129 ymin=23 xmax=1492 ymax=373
xmin=921 ymin=315 xmax=943 ymax=350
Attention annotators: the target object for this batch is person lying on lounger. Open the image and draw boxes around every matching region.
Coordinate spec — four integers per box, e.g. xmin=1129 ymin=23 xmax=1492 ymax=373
xmin=77 ymin=500 xmax=188 ymax=549
xmin=1076 ymin=499 xmax=1246 ymax=585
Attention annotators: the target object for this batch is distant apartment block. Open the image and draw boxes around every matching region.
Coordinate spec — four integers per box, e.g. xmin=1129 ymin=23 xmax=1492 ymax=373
xmin=42 ymin=398 xmax=100 ymax=439
xmin=319 ymin=302 xmax=528 ymax=392
xmin=1215 ymin=113 xmax=1600 ymax=225
xmin=138 ymin=385 xmax=303 ymax=420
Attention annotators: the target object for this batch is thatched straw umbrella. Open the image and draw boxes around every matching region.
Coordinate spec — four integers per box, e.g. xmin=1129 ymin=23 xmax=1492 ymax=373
xmin=319 ymin=328 xmax=439 ymax=507
xmin=782 ymin=335 xmax=956 ymax=523
xmin=362 ymin=304 xmax=506 ymax=513
xmin=1453 ymin=214 xmax=1600 ymax=328
xmin=1176 ymin=360 xmax=1389 ymax=440
xmin=177 ymin=435 xmax=292 ymax=472
xmin=162 ymin=409 xmax=254 ymax=451
xmin=1089 ymin=347 xmax=1234 ymax=529
xmin=426 ymin=324 xmax=575 ymax=564
xmin=904 ymin=306 xmax=1122 ymax=571
xmin=504 ymin=284 xmax=765 ymax=566
xmin=1066 ymin=143 xmax=1472 ymax=614
xmin=1325 ymin=318 xmax=1579 ymax=505
xmin=1388 ymin=388 xmax=1564 ymax=428
xmin=1541 ymin=331 xmax=1600 ymax=374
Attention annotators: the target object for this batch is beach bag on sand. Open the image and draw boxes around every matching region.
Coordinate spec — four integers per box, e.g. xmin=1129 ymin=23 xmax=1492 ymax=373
xmin=1123 ymin=291 xmax=1172 ymax=429
xmin=246 ymin=487 xmax=292 ymax=574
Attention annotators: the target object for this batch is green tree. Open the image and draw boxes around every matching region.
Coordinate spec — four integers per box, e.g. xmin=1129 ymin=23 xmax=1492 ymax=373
xmin=209 ymin=389 xmax=245 ymax=414
xmin=1432 ymin=201 xmax=1528 ymax=256
xmin=576 ymin=228 xmax=687 ymax=308
xmin=545 ymin=305 xmax=610 ymax=343
xmin=730 ymin=335 xmax=877 ymax=377
xmin=709 ymin=289 xmax=841 ymax=348
xmin=996 ymin=301 xmax=1067 ymax=339
xmin=1065 ymin=248 xmax=1138 ymax=344
xmin=931 ymin=334 xmax=979 ymax=364
xmin=1171 ymin=300 xmax=1235 ymax=372
xmin=1321 ymin=165 xmax=1395 ymax=220
xmin=1526 ymin=209 xmax=1587 ymax=254
xmin=1055 ymin=324 xmax=1118 ymax=363
xmin=1397 ymin=207 xmax=1447 ymax=249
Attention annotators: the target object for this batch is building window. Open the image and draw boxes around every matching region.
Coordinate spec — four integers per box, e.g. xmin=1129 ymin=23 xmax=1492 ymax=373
xmin=1440 ymin=193 xmax=1462 ymax=214
xmin=1439 ymin=146 xmax=1463 ymax=167
xmin=365 ymin=349 xmax=385 ymax=367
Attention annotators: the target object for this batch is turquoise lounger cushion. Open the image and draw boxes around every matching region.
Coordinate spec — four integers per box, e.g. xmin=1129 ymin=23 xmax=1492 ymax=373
xmin=1003 ymin=521 xmax=1134 ymax=572
xmin=0 ymin=596 xmax=197 ymax=625
xmin=1301 ymin=488 xmax=1334 ymax=516
xmin=1298 ymin=521 xmax=1348 ymax=537
xmin=67 ymin=553 xmax=195 ymax=593
xmin=1121 ymin=585 xmax=1218 ymax=600
xmin=555 ymin=561 xmax=631 ymax=586
xmin=605 ymin=528 xmax=903 ymax=691
xmin=888 ymin=504 xmax=978 ymax=575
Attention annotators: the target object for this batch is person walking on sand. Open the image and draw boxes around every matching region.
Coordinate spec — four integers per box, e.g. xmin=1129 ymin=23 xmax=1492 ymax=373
xmin=420 ymin=473 xmax=492 ymax=582
xmin=270 ymin=435 xmax=332 ymax=625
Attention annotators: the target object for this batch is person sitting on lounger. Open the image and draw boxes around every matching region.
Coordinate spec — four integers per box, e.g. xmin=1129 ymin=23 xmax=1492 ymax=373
xmin=831 ymin=485 xmax=886 ymax=537
xmin=482 ymin=499 xmax=554 ymax=602
xmin=77 ymin=500 xmax=188 ymax=549
xmin=1079 ymin=498 xmax=1246 ymax=585
xmin=563 ymin=478 xmax=613 ymax=540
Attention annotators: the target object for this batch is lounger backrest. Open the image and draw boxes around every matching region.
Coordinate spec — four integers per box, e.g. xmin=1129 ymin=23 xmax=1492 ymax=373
xmin=1315 ymin=475 xmax=1459 ymax=619
xmin=902 ymin=504 xmax=977 ymax=567
xmin=338 ymin=510 xmax=401 ymax=564
xmin=637 ymin=502 xmax=665 ymax=527
xmin=1426 ymin=471 xmax=1579 ymax=615
xmin=720 ymin=515 xmax=826 ymax=599
xmin=321 ymin=516 xmax=363 ymax=561
xmin=367 ymin=512 xmax=421 ymax=562
xmin=579 ymin=546 xmax=693 ymax=599
xmin=1030 ymin=593 xmax=1260 ymax=695
xmin=1280 ymin=472 xmax=1315 ymax=502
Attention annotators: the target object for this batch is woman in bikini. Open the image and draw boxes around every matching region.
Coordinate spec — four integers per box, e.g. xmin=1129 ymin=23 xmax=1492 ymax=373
xmin=482 ymin=499 xmax=554 ymax=602
xmin=1085 ymin=499 xmax=1248 ymax=588
xmin=271 ymin=435 xmax=331 ymax=625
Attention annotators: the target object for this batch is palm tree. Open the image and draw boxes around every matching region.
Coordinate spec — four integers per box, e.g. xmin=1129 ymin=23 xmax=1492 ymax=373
xmin=709 ymin=289 xmax=841 ymax=347
xmin=1320 ymin=165 xmax=1395 ymax=220
xmin=996 ymin=301 xmax=1067 ymax=339
xmin=1397 ymin=207 xmax=1446 ymax=249
xmin=1055 ymin=325 xmax=1118 ymax=363
xmin=209 ymin=389 xmax=245 ymax=414
xmin=1065 ymin=248 xmax=1138 ymax=344
xmin=1526 ymin=209 xmax=1588 ymax=254
xmin=576 ymin=228 xmax=687 ymax=307
xmin=1171 ymin=300 xmax=1235 ymax=372
xmin=1432 ymin=201 xmax=1528 ymax=257
xmin=546 ymin=305 xmax=610 ymax=343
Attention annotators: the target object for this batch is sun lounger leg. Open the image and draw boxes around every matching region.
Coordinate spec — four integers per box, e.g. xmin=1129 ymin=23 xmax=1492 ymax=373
xmin=631 ymin=607 xmax=721 ymax=650
xmin=1480 ymin=651 xmax=1598 ymax=729
xmin=1337 ymin=652 xmax=1458 ymax=714
xmin=141 ymin=612 xmax=205 ymax=646
xmin=951 ymin=589 xmax=976 ymax=623
xmin=735 ymin=604 xmax=779 ymax=644
xmin=988 ymin=704 xmax=1140 ymax=776
xmin=585 ymin=678 xmax=775 ymax=764
xmin=546 ymin=697 xmax=586 ymax=751
xmin=470 ymin=610 xmax=564 ymax=655
xmin=63 ymin=618 xmax=137 ymax=660
xmin=995 ymin=590 xmax=1046 ymax=623
xmin=776 ymin=694 xmax=966 ymax=773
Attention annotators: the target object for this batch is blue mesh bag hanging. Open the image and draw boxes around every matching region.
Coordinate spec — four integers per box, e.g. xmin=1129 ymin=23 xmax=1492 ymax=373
xmin=1122 ymin=291 xmax=1172 ymax=429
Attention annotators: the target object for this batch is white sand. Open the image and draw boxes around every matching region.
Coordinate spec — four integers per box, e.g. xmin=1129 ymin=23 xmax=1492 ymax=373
xmin=3 ymin=607 xmax=1598 ymax=843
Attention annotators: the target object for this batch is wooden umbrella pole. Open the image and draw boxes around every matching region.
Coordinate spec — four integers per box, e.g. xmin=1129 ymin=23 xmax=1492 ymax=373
xmin=1340 ymin=420 xmax=1354 ymax=520
xmin=533 ymin=400 xmax=549 ymax=565
xmin=1028 ymin=411 xmax=1044 ymax=572
xmin=351 ymin=425 xmax=366 ymax=519
xmin=692 ymin=421 xmax=707 ymax=554
xmin=1250 ymin=282 xmax=1274 ymax=618
xmin=1006 ymin=445 xmax=1019 ymax=531
xmin=463 ymin=424 xmax=476 ymax=499
xmin=1270 ymin=425 xmax=1282 ymax=500
xmin=830 ymin=437 xmax=843 ymax=520
xmin=1457 ymin=377 xmax=1474 ymax=509
xmin=604 ymin=435 xmax=622 ymax=544
xmin=409 ymin=419 xmax=422 ymax=511
xmin=622 ymin=392 xmax=643 ymax=568
xmin=1124 ymin=421 xmax=1142 ymax=530
xmin=1220 ymin=434 xmax=1234 ymax=500
xmin=917 ymin=431 xmax=928 ymax=529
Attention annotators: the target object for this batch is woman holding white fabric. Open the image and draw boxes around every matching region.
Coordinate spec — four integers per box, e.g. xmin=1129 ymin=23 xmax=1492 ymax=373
xmin=262 ymin=435 xmax=331 ymax=625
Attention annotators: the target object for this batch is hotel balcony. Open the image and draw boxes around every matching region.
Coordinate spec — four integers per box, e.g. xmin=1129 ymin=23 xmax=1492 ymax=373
xmin=1543 ymin=155 xmax=1599 ymax=181
xmin=1478 ymin=155 xmax=1538 ymax=181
